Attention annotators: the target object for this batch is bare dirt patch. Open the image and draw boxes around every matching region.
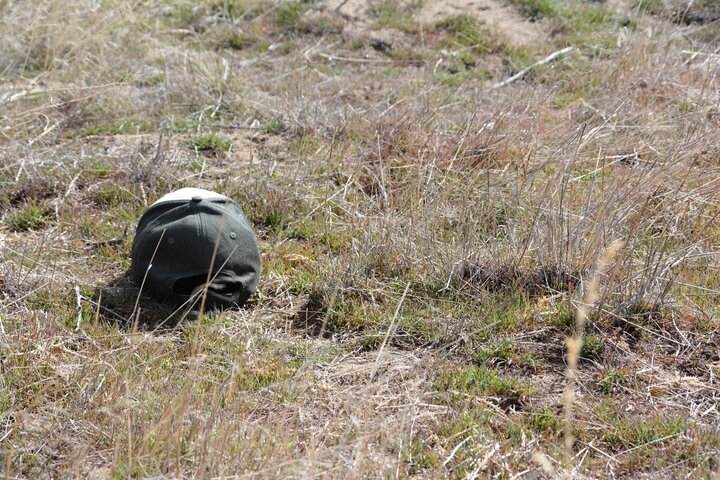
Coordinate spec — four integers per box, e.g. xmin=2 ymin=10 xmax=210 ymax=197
xmin=327 ymin=0 xmax=548 ymax=46
xmin=78 ymin=129 xmax=283 ymax=191
xmin=416 ymin=0 xmax=548 ymax=46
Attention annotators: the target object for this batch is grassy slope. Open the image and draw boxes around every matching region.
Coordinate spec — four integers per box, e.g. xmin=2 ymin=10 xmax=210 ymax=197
xmin=1 ymin=0 xmax=719 ymax=478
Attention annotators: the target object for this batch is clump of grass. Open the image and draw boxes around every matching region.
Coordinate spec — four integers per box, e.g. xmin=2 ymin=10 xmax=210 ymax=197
xmin=272 ymin=2 xmax=343 ymax=35
xmin=275 ymin=2 xmax=304 ymax=31
xmin=189 ymin=133 xmax=233 ymax=153
xmin=168 ymin=117 xmax=200 ymax=133
xmin=92 ymin=184 xmax=135 ymax=207
xmin=81 ymin=119 xmax=152 ymax=137
xmin=368 ymin=0 xmax=421 ymax=33
xmin=407 ymin=439 xmax=440 ymax=468
xmin=501 ymin=44 xmax=536 ymax=74
xmin=474 ymin=338 xmax=515 ymax=365
xmin=551 ymin=63 xmax=602 ymax=108
xmin=217 ymin=31 xmax=255 ymax=50
xmin=599 ymin=367 xmax=627 ymax=394
xmin=301 ymin=14 xmax=344 ymax=35
xmin=512 ymin=0 xmax=562 ymax=20
xmin=579 ymin=333 xmax=604 ymax=360
xmin=690 ymin=23 xmax=720 ymax=45
xmin=262 ymin=118 xmax=284 ymax=134
xmin=81 ymin=160 xmax=114 ymax=181
xmin=511 ymin=0 xmax=612 ymax=39
xmin=437 ymin=365 xmax=536 ymax=400
xmin=549 ymin=304 xmax=575 ymax=330
xmin=602 ymin=413 xmax=687 ymax=450
xmin=7 ymin=205 xmax=49 ymax=232
xmin=528 ymin=406 xmax=563 ymax=437
xmin=633 ymin=0 xmax=664 ymax=15
xmin=435 ymin=14 xmax=492 ymax=51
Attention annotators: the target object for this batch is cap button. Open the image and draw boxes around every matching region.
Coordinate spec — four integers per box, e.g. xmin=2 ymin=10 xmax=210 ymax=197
xmin=191 ymin=195 xmax=203 ymax=203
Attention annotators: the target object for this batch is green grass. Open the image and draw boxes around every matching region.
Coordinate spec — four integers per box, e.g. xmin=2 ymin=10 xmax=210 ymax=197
xmin=92 ymin=185 xmax=136 ymax=207
xmin=6 ymin=205 xmax=49 ymax=232
xmin=271 ymin=2 xmax=342 ymax=35
xmin=189 ymin=133 xmax=233 ymax=153
xmin=580 ymin=333 xmax=604 ymax=360
xmin=633 ymin=0 xmax=664 ymax=15
xmin=437 ymin=365 xmax=536 ymax=400
xmin=474 ymin=338 xmax=515 ymax=365
xmin=501 ymin=44 xmax=536 ymax=74
xmin=435 ymin=14 xmax=493 ymax=51
xmin=527 ymin=406 xmax=562 ymax=437
xmin=81 ymin=160 xmax=115 ymax=181
xmin=551 ymin=64 xmax=602 ymax=108
xmin=407 ymin=439 xmax=440 ymax=468
xmin=368 ymin=0 xmax=421 ymax=33
xmin=275 ymin=2 xmax=305 ymax=31
xmin=512 ymin=0 xmax=562 ymax=20
xmin=81 ymin=119 xmax=153 ymax=137
xmin=604 ymin=415 xmax=686 ymax=450
xmin=599 ymin=367 xmax=628 ymax=394
xmin=168 ymin=117 xmax=201 ymax=133
xmin=691 ymin=23 xmax=720 ymax=44
xmin=262 ymin=118 xmax=284 ymax=134
xmin=511 ymin=0 xmax=613 ymax=40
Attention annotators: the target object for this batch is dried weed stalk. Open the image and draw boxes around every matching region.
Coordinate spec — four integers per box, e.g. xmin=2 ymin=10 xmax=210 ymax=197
xmin=563 ymin=240 xmax=624 ymax=460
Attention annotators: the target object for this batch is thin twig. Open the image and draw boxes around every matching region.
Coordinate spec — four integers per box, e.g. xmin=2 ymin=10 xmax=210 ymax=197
xmin=334 ymin=0 xmax=350 ymax=13
xmin=75 ymin=285 xmax=83 ymax=331
xmin=492 ymin=46 xmax=575 ymax=89
xmin=370 ymin=282 xmax=410 ymax=381
xmin=316 ymin=52 xmax=393 ymax=64
xmin=131 ymin=229 xmax=166 ymax=323
xmin=84 ymin=225 xmax=129 ymax=249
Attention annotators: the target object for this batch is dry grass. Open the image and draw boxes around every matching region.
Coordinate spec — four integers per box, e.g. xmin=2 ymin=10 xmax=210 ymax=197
xmin=1 ymin=0 xmax=719 ymax=478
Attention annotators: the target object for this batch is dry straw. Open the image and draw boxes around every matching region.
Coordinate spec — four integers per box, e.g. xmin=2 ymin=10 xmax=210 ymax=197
xmin=563 ymin=239 xmax=625 ymax=461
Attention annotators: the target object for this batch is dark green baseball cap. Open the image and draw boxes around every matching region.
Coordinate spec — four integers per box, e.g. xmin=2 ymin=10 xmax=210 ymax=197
xmin=131 ymin=188 xmax=260 ymax=315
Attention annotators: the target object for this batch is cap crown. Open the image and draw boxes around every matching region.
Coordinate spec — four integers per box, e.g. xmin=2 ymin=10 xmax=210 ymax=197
xmin=131 ymin=190 xmax=260 ymax=311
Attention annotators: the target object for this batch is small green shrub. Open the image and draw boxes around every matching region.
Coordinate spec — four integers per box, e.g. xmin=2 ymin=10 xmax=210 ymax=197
xmin=275 ymin=2 xmax=303 ymax=31
xmin=263 ymin=119 xmax=284 ymax=134
xmin=599 ymin=367 xmax=627 ymax=394
xmin=93 ymin=185 xmax=135 ymax=207
xmin=437 ymin=366 xmax=535 ymax=399
xmin=436 ymin=14 xmax=491 ymax=50
xmin=169 ymin=117 xmax=200 ymax=133
xmin=7 ymin=205 xmax=48 ymax=232
xmin=189 ymin=134 xmax=233 ymax=153
xmin=580 ymin=333 xmax=604 ymax=360
xmin=604 ymin=416 xmax=686 ymax=449
xmin=81 ymin=119 xmax=152 ymax=137
xmin=512 ymin=0 xmax=561 ymax=20
xmin=633 ymin=0 xmax=664 ymax=15
xmin=528 ymin=406 xmax=562 ymax=436
xmin=368 ymin=0 xmax=420 ymax=33
xmin=474 ymin=338 xmax=515 ymax=365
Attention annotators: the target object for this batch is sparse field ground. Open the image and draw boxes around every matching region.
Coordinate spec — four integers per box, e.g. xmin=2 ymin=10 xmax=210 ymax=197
xmin=1 ymin=0 xmax=719 ymax=478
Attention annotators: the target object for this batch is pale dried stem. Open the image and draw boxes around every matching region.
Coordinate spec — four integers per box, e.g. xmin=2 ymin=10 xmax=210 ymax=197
xmin=563 ymin=240 xmax=625 ymax=461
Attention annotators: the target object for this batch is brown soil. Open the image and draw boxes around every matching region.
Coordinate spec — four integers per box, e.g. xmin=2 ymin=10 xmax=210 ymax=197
xmin=327 ymin=0 xmax=548 ymax=46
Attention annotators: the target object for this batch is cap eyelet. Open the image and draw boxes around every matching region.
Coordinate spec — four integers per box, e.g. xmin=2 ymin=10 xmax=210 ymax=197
xmin=229 ymin=232 xmax=237 ymax=239
xmin=168 ymin=237 xmax=175 ymax=244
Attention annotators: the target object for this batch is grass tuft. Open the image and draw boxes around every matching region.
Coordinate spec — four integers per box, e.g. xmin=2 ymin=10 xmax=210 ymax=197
xmin=189 ymin=133 xmax=233 ymax=153
xmin=6 ymin=205 xmax=49 ymax=232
